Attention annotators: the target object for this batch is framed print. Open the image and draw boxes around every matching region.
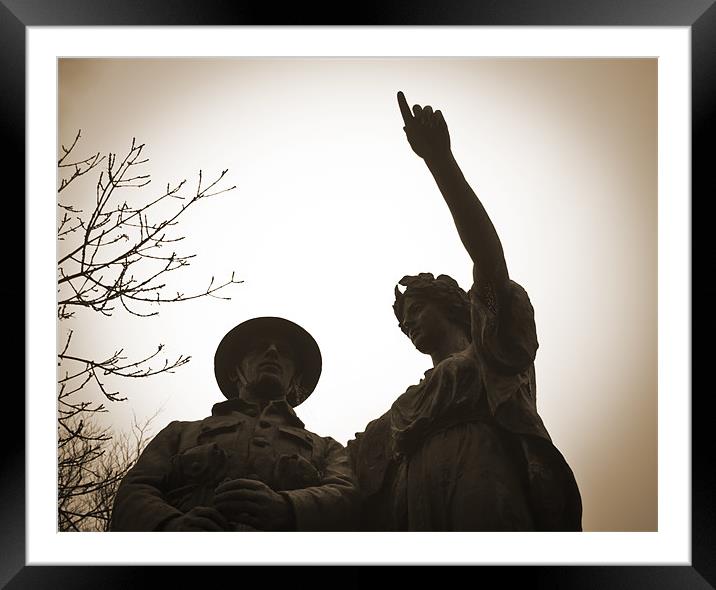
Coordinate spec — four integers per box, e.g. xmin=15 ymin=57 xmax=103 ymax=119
xmin=7 ymin=0 xmax=712 ymax=587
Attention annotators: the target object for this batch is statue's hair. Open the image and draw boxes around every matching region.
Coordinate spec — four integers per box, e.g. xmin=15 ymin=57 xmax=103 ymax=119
xmin=393 ymin=273 xmax=471 ymax=340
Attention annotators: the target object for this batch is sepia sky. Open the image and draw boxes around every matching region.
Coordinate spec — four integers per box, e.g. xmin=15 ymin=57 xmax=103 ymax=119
xmin=58 ymin=57 xmax=657 ymax=532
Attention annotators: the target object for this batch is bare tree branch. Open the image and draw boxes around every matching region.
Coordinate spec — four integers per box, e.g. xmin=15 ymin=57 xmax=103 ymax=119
xmin=57 ymin=133 xmax=241 ymax=531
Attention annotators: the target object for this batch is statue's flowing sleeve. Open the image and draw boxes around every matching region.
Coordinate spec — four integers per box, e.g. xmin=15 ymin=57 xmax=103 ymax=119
xmin=280 ymin=436 xmax=360 ymax=531
xmin=469 ymin=268 xmax=550 ymax=440
xmin=470 ymin=268 xmax=538 ymax=375
xmin=109 ymin=421 xmax=185 ymax=531
xmin=471 ymin=269 xmax=583 ymax=529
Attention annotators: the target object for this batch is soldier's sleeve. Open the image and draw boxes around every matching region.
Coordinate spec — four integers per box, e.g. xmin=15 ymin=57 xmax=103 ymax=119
xmin=109 ymin=420 xmax=185 ymax=531
xmin=280 ymin=436 xmax=360 ymax=531
xmin=345 ymin=429 xmax=364 ymax=472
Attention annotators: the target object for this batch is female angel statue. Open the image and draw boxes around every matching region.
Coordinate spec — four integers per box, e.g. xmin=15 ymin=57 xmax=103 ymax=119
xmin=348 ymin=92 xmax=582 ymax=531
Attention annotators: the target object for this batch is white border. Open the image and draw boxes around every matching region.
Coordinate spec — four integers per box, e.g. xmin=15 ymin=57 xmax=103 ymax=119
xmin=27 ymin=26 xmax=691 ymax=565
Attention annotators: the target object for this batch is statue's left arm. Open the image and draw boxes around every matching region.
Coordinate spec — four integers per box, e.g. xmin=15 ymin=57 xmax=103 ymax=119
xmin=398 ymin=91 xmax=509 ymax=291
xmin=399 ymin=91 xmax=540 ymax=377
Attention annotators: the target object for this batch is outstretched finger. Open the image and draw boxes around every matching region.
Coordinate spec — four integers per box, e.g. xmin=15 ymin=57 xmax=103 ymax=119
xmin=397 ymin=91 xmax=413 ymax=125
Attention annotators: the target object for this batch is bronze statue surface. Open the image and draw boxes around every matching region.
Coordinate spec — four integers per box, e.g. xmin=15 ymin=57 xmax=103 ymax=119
xmin=110 ymin=317 xmax=359 ymax=531
xmin=347 ymin=93 xmax=582 ymax=531
xmin=109 ymin=93 xmax=582 ymax=533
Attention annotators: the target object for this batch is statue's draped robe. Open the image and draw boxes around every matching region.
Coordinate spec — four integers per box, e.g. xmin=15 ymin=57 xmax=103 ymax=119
xmin=349 ymin=275 xmax=582 ymax=531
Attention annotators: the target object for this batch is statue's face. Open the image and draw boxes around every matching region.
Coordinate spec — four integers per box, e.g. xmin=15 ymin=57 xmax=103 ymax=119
xmin=238 ymin=336 xmax=297 ymax=401
xmin=401 ymin=294 xmax=454 ymax=355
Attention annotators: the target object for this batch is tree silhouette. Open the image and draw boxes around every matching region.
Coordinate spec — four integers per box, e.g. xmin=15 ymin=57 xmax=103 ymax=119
xmin=57 ymin=131 xmax=240 ymax=531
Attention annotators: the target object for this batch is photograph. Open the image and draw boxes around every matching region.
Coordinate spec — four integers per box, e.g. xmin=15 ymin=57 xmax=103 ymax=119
xmin=56 ymin=56 xmax=657 ymax=535
xmin=8 ymin=9 xmax=709 ymax=588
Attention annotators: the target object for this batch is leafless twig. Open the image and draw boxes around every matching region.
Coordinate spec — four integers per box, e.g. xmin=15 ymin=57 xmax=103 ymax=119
xmin=57 ymin=133 xmax=241 ymax=531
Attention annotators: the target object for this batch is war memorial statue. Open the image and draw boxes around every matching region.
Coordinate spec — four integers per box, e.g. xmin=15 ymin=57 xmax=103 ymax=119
xmin=110 ymin=317 xmax=359 ymax=531
xmin=347 ymin=92 xmax=582 ymax=531
xmin=109 ymin=92 xmax=581 ymax=532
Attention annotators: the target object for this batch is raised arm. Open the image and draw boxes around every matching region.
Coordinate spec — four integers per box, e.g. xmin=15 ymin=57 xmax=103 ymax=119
xmin=398 ymin=91 xmax=508 ymax=288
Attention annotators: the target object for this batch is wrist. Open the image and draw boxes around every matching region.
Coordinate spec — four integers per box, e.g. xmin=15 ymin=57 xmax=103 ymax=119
xmin=424 ymin=149 xmax=455 ymax=170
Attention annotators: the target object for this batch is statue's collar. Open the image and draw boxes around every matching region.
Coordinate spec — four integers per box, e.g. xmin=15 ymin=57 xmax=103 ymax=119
xmin=211 ymin=397 xmax=305 ymax=428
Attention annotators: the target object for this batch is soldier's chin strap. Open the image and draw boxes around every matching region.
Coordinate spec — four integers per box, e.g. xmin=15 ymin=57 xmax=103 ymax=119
xmin=229 ymin=364 xmax=300 ymax=404
xmin=229 ymin=364 xmax=247 ymax=387
xmin=226 ymin=364 xmax=246 ymax=400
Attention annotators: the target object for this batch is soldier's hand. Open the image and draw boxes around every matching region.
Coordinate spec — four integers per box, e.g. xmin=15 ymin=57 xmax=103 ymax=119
xmin=214 ymin=478 xmax=295 ymax=531
xmin=161 ymin=506 xmax=230 ymax=531
xmin=397 ymin=91 xmax=451 ymax=161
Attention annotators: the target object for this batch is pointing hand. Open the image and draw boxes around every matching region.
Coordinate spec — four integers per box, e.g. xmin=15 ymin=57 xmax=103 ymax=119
xmin=397 ymin=91 xmax=451 ymax=161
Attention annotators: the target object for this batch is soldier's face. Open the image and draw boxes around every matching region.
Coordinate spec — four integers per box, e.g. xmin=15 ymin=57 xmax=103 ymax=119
xmin=238 ymin=337 xmax=297 ymax=401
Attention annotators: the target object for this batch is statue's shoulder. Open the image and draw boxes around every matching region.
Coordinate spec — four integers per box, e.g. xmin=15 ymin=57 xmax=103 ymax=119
xmin=149 ymin=419 xmax=199 ymax=440
xmin=152 ymin=416 xmax=226 ymax=449
xmin=349 ymin=410 xmax=392 ymax=446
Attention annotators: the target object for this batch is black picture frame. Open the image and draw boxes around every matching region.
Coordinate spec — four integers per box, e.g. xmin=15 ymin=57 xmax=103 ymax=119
xmin=7 ymin=1 xmax=711 ymax=587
